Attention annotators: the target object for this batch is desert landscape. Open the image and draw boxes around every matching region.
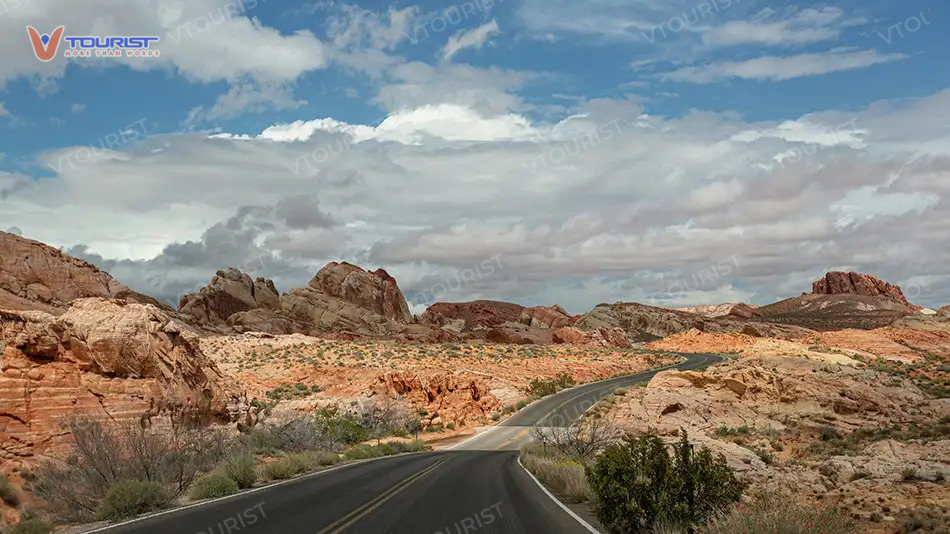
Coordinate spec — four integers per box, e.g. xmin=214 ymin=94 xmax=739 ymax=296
xmin=2 ymin=229 xmax=950 ymax=532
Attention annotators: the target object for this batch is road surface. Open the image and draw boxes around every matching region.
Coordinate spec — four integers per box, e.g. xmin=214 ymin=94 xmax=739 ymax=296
xmin=89 ymin=352 xmax=722 ymax=534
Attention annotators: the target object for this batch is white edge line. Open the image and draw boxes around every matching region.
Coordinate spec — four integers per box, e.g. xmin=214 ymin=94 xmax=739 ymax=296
xmin=81 ymin=452 xmax=423 ymax=533
xmin=516 ymin=456 xmax=601 ymax=534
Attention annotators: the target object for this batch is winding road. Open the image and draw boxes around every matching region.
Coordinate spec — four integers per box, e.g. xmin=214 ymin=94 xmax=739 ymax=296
xmin=88 ymin=352 xmax=722 ymax=534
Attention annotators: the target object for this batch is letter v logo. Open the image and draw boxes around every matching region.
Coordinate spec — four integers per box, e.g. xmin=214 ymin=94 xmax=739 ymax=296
xmin=27 ymin=26 xmax=65 ymax=62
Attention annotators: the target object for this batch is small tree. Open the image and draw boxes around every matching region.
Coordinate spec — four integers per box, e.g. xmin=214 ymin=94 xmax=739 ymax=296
xmin=360 ymin=396 xmax=409 ymax=445
xmin=587 ymin=430 xmax=746 ymax=533
xmin=552 ymin=416 xmax=620 ymax=464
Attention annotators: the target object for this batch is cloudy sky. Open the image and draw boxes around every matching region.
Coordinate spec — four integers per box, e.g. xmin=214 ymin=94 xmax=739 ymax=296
xmin=1 ymin=0 xmax=948 ymax=313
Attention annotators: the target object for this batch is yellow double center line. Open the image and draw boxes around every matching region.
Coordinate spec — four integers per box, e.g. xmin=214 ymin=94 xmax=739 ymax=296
xmin=315 ymin=458 xmax=449 ymax=534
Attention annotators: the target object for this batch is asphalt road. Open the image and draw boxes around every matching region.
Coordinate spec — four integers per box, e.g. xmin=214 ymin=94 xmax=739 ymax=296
xmin=88 ymin=352 xmax=722 ymax=534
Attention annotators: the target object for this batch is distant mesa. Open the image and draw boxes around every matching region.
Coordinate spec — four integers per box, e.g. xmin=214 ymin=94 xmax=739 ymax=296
xmin=812 ymin=271 xmax=917 ymax=308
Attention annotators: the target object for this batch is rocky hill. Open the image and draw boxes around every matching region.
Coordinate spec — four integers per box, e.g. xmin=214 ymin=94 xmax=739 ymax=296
xmin=0 ymin=231 xmax=162 ymax=314
xmin=940 ymin=305 xmax=950 ymax=318
xmin=755 ymin=272 xmax=920 ymax=331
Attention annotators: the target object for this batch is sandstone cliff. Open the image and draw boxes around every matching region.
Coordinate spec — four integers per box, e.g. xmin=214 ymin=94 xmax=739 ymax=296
xmin=0 ymin=231 xmax=161 ymax=314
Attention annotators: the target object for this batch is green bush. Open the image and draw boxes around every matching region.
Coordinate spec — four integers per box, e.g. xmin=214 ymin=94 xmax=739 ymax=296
xmin=587 ymin=431 xmax=746 ymax=533
xmin=0 ymin=474 xmax=20 ymax=506
xmin=95 ymin=480 xmax=169 ymax=521
xmin=314 ymin=406 xmax=367 ymax=448
xmin=701 ymin=495 xmax=856 ymax=533
xmin=260 ymin=459 xmax=297 ymax=481
xmin=8 ymin=509 xmax=52 ymax=534
xmin=217 ymin=453 xmax=258 ymax=489
xmin=189 ymin=473 xmax=239 ymax=500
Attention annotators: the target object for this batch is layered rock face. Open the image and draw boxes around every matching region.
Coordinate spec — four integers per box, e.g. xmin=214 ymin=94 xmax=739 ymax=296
xmin=670 ymin=303 xmax=760 ymax=319
xmin=179 ymin=268 xmax=281 ymax=332
xmin=0 ymin=231 xmax=161 ymax=314
xmin=420 ymin=300 xmax=526 ymax=329
xmin=0 ymin=299 xmax=247 ymax=466
xmin=812 ymin=271 xmax=915 ymax=307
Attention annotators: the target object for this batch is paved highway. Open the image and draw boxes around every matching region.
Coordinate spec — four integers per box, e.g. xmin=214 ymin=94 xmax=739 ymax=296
xmin=89 ymin=352 xmax=722 ymax=534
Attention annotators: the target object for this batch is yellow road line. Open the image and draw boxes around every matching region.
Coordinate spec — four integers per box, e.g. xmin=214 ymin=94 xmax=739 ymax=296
xmin=492 ymin=428 xmax=532 ymax=450
xmin=315 ymin=458 xmax=448 ymax=534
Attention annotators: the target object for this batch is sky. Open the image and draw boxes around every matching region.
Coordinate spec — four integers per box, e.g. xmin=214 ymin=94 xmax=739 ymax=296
xmin=0 ymin=0 xmax=948 ymax=314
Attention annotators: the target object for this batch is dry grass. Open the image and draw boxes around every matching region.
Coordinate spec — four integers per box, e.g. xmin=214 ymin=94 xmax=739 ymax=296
xmin=520 ymin=444 xmax=592 ymax=503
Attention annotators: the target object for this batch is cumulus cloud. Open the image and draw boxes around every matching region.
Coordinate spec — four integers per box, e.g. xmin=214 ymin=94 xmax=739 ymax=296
xmin=441 ymin=19 xmax=500 ymax=61
xmin=4 ymin=89 xmax=950 ymax=311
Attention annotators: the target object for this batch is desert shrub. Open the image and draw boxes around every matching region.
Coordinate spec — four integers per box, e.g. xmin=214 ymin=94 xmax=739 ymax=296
xmin=314 ymin=406 xmax=367 ymax=450
xmin=342 ymin=444 xmax=384 ymax=461
xmin=189 ymin=473 xmax=239 ymax=500
xmin=32 ymin=416 xmax=223 ymax=522
xmin=528 ymin=378 xmax=559 ymax=398
xmin=95 ymin=479 xmax=169 ymax=521
xmin=587 ymin=431 xmax=746 ymax=533
xmin=521 ymin=446 xmax=592 ymax=502
xmin=0 ymin=474 xmax=20 ymax=506
xmin=389 ymin=439 xmax=427 ymax=454
xmin=265 ymin=383 xmax=315 ymax=401
xmin=217 ymin=453 xmax=257 ymax=489
xmin=701 ymin=495 xmax=856 ymax=533
xmin=260 ymin=459 xmax=297 ymax=481
xmin=287 ymin=450 xmax=339 ymax=470
xmin=7 ymin=509 xmax=52 ymax=534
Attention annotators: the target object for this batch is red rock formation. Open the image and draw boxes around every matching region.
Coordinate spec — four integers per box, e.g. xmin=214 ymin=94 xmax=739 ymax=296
xmin=812 ymin=272 xmax=916 ymax=308
xmin=308 ymin=262 xmax=412 ymax=323
xmin=179 ymin=268 xmax=281 ymax=331
xmin=552 ymin=326 xmax=632 ymax=348
xmin=0 ymin=231 xmax=161 ymax=314
xmin=939 ymin=306 xmax=950 ymax=318
xmin=519 ymin=305 xmax=573 ymax=329
xmin=370 ymin=371 xmax=499 ymax=427
xmin=420 ymin=300 xmax=525 ymax=329
xmin=0 ymin=299 xmax=248 ymax=467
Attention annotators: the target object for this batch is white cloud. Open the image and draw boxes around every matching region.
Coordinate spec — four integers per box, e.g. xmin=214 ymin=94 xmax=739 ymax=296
xmin=185 ymin=82 xmax=307 ymax=125
xmin=661 ymin=49 xmax=907 ymax=83
xmin=5 ymin=90 xmax=950 ymax=310
xmin=441 ymin=19 xmax=500 ymax=62
xmin=70 ymin=103 xmax=86 ymax=114
xmin=703 ymin=7 xmax=856 ymax=47
xmin=0 ymin=102 xmax=10 ymax=118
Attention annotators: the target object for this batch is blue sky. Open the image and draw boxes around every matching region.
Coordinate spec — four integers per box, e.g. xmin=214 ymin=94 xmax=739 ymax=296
xmin=1 ymin=0 xmax=948 ymax=312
